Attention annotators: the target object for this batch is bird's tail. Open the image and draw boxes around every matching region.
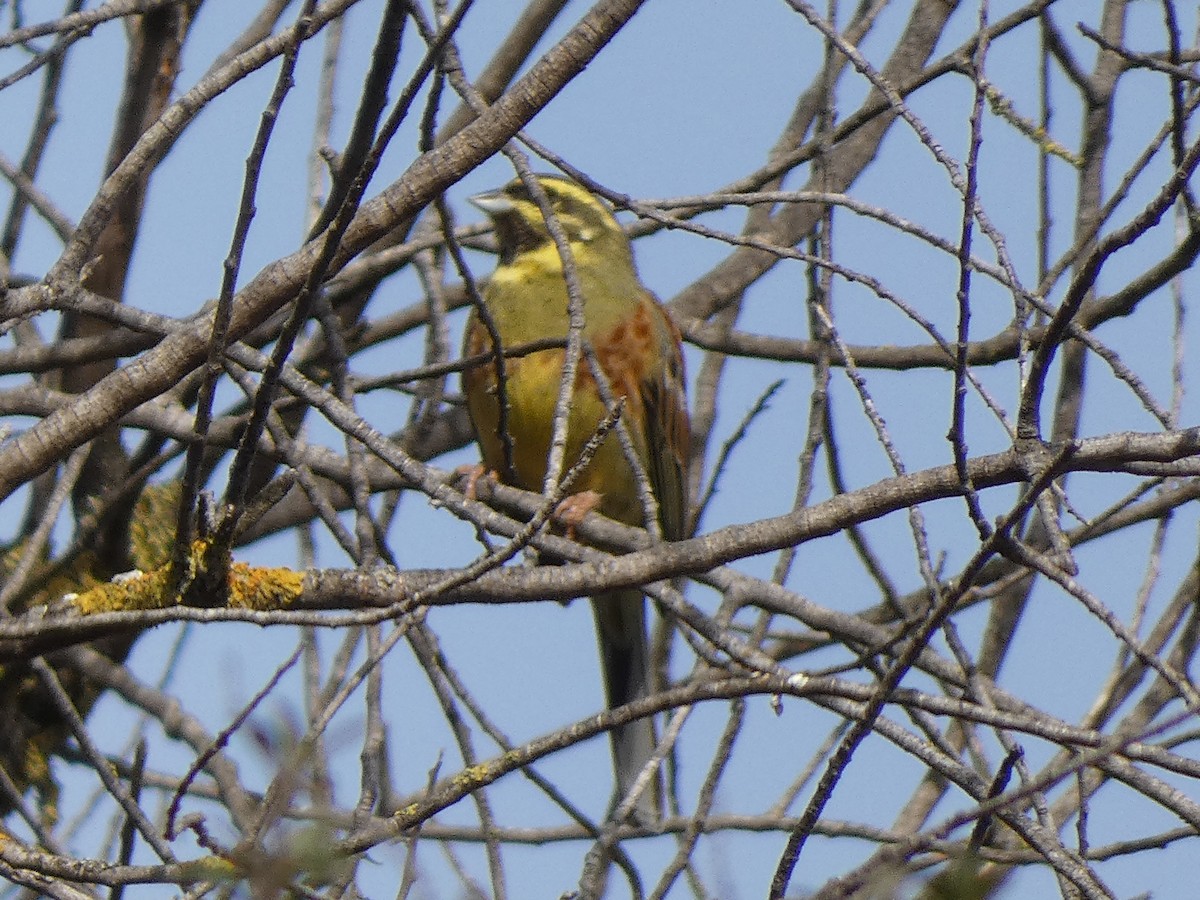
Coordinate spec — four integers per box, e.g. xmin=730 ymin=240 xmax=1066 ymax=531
xmin=592 ymin=588 xmax=662 ymax=823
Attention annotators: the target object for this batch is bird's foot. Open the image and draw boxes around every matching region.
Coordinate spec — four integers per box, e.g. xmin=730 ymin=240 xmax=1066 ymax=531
xmin=554 ymin=490 xmax=604 ymax=541
xmin=455 ymin=463 xmax=497 ymax=500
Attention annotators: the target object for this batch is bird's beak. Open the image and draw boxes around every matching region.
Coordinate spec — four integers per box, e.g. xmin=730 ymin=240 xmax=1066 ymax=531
xmin=468 ymin=190 xmax=513 ymax=217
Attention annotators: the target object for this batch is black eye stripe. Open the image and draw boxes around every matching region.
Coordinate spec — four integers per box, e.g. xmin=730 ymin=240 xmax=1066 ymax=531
xmin=503 ymin=183 xmax=531 ymax=203
xmin=486 ymin=176 xmax=623 ymax=260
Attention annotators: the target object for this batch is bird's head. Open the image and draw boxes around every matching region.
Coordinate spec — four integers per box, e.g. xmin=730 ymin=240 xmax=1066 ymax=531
xmin=469 ymin=174 xmax=628 ymax=265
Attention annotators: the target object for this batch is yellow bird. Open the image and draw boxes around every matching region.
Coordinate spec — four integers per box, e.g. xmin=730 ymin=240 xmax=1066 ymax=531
xmin=462 ymin=174 xmax=690 ymax=821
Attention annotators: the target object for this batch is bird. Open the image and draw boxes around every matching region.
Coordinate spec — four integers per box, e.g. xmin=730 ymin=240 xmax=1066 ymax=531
xmin=461 ymin=173 xmax=690 ymax=822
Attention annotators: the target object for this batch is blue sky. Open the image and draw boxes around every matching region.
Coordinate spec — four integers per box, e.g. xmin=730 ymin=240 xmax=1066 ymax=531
xmin=2 ymin=1 xmax=1198 ymax=897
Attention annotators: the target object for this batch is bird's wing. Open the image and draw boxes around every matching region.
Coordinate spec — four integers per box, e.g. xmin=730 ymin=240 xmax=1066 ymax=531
xmin=640 ymin=294 xmax=691 ymax=542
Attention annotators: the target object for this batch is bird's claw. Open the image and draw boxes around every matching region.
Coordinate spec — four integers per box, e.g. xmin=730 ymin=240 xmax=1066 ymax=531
xmin=554 ymin=490 xmax=604 ymax=541
xmin=455 ymin=463 xmax=497 ymax=500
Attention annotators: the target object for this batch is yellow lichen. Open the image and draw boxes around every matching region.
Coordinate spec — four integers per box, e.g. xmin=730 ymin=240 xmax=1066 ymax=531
xmin=983 ymin=81 xmax=1081 ymax=167
xmin=129 ymin=481 xmax=183 ymax=571
xmin=227 ymin=563 xmax=304 ymax=610
xmin=23 ymin=743 xmax=57 ymax=824
xmin=67 ymin=539 xmax=305 ymax=614
xmin=453 ymin=764 xmax=492 ymax=788
xmin=70 ymin=567 xmax=174 ymax=614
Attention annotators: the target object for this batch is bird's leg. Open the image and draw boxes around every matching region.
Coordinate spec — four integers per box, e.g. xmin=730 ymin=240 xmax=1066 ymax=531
xmin=553 ymin=489 xmax=604 ymax=542
xmin=454 ymin=463 xmax=497 ymax=500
